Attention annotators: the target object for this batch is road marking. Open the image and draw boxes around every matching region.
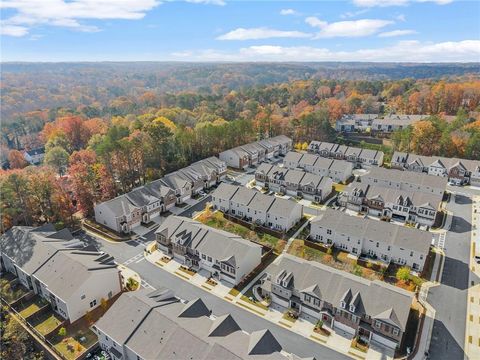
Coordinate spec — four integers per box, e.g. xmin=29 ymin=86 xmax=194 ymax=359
xmin=123 ymin=253 xmax=143 ymax=266
xmin=140 ymin=279 xmax=155 ymax=290
xmin=437 ymin=232 xmax=446 ymax=250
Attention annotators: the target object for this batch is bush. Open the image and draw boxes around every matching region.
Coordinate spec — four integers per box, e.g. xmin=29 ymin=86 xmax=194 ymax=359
xmin=326 ymin=247 xmax=333 ymax=255
xmin=58 ymin=327 xmax=67 ymax=337
xmin=396 ymin=266 xmax=411 ymax=283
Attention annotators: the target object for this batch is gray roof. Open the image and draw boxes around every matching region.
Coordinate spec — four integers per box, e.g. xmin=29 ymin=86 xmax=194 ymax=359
xmin=311 ymin=209 xmax=432 ymax=254
xmin=265 ymin=254 xmax=413 ymax=331
xmin=155 ymin=216 xmax=262 ymax=266
xmin=213 ymin=182 xmax=240 ymax=201
xmin=392 ymin=152 xmax=480 ymax=173
xmin=96 ymin=289 xmax=290 ymax=360
xmin=365 ymin=167 xmax=448 ymax=192
xmin=126 ymin=187 xmax=159 ymax=207
xmin=343 ymin=183 xmax=442 ymax=209
xmin=1 ymin=225 xmax=117 ymax=301
xmin=283 ymin=152 xmax=303 ymax=165
xmin=97 ymin=195 xmax=140 ymax=218
xmin=230 ymin=186 xmax=257 ymax=205
xmin=248 ymin=193 xmax=275 ymax=212
xmin=267 ymin=197 xmax=301 ymax=218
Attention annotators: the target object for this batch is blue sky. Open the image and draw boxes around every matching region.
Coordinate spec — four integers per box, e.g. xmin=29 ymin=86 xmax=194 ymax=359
xmin=1 ymin=0 xmax=479 ymax=62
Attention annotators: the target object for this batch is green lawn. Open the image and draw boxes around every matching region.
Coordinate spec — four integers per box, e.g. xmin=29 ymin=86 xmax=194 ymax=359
xmin=19 ymin=298 xmax=46 ymax=318
xmin=199 ymin=210 xmax=285 ymax=252
xmin=34 ymin=313 xmax=63 ymax=335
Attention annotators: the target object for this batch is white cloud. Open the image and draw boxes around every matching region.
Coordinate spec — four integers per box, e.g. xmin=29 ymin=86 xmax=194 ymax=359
xmin=378 ymin=29 xmax=417 ymax=37
xmin=396 ymin=14 xmax=406 ymax=21
xmin=169 ymin=40 xmax=480 ymax=62
xmin=0 ymin=0 xmax=161 ymax=36
xmin=217 ymin=27 xmax=311 ymax=40
xmin=185 ymin=0 xmax=225 ymax=5
xmin=340 ymin=9 xmax=369 ymax=19
xmin=353 ymin=0 xmax=453 ymax=7
xmin=306 ymin=17 xmax=393 ymax=38
xmin=280 ymin=9 xmax=297 ymax=15
xmin=0 ymin=24 xmax=29 ymax=36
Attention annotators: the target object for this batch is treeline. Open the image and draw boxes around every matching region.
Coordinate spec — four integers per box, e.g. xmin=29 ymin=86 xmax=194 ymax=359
xmin=392 ymin=110 xmax=480 ymax=159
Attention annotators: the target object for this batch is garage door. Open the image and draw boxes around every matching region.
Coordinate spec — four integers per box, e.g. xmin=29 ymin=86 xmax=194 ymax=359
xmin=271 ymin=294 xmax=289 ymax=308
xmin=334 ymin=321 xmax=355 ymax=335
xmin=371 ymin=333 xmax=398 ymax=349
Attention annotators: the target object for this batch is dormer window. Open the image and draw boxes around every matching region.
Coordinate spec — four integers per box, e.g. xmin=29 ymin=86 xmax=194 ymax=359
xmin=340 ymin=301 xmax=346 ymax=309
xmin=349 ymin=304 xmax=356 ymax=313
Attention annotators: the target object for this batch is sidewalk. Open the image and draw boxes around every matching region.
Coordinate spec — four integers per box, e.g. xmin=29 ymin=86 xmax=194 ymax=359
xmin=465 ymin=195 xmax=480 ymax=359
xmin=144 ymin=247 xmax=393 ymax=359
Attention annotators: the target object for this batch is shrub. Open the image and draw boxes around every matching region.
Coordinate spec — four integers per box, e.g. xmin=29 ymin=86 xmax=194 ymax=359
xmin=58 ymin=327 xmax=67 ymax=337
xmin=100 ymin=297 xmax=108 ymax=311
xmin=396 ymin=266 xmax=411 ymax=283
xmin=326 ymin=247 xmax=333 ymax=255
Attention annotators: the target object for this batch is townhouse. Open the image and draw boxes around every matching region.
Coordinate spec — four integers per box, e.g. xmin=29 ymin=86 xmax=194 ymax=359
xmin=94 ymin=156 xmax=226 ymax=234
xmin=339 ymin=182 xmax=442 ymax=227
xmin=155 ymin=216 xmax=262 ymax=286
xmin=0 ymin=225 xmax=121 ymax=323
xmin=255 ymin=163 xmax=333 ymax=202
xmin=211 ymin=183 xmax=303 ymax=232
xmin=392 ymin=151 xmax=480 ymax=186
xmin=336 ymin=114 xmax=429 ymax=133
xmin=310 ymin=209 xmax=432 ymax=272
xmin=361 ymin=167 xmax=447 ymax=196
xmin=308 ymin=141 xmax=384 ymax=168
xmin=260 ymin=254 xmax=414 ymax=349
xmin=219 ymin=135 xmax=293 ymax=169
xmin=283 ymin=151 xmax=354 ymax=183
xmin=94 ymin=288 xmax=309 ymax=360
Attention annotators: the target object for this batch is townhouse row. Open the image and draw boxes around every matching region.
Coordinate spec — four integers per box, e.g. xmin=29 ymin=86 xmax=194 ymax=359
xmin=94 ymin=288 xmax=310 ymax=360
xmin=255 ymin=163 xmax=333 ymax=203
xmin=392 ymin=151 xmax=480 ymax=186
xmin=219 ymin=135 xmax=293 ymax=169
xmin=211 ymin=183 xmax=303 ymax=232
xmin=340 ymin=182 xmax=442 ymax=227
xmin=261 ymin=254 xmax=414 ymax=350
xmin=310 ymin=209 xmax=432 ymax=272
xmin=336 ymin=114 xmax=429 ymax=133
xmin=94 ymin=156 xmax=227 ymax=234
xmin=155 ymin=216 xmax=262 ymax=286
xmin=283 ymin=151 xmax=354 ymax=184
xmin=361 ymin=166 xmax=448 ymax=196
xmin=0 ymin=225 xmax=122 ymax=323
xmin=308 ymin=141 xmax=384 ymax=168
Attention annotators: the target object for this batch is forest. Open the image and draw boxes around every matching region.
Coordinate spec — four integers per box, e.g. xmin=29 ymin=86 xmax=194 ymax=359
xmin=1 ymin=63 xmax=479 ymax=232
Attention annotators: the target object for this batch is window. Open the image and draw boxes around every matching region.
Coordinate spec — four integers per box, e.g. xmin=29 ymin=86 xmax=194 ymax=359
xmin=81 ymin=295 xmax=86 ymax=300
xmin=376 ymin=242 xmax=379 ymax=248
xmin=375 ymin=320 xmax=381 ymax=328
xmin=340 ymin=301 xmax=346 ymax=309
xmin=202 ymin=254 xmax=206 ymax=260
xmin=90 ymin=299 xmax=97 ymax=308
xmin=410 ymin=251 xmax=414 ymax=257
xmin=327 ymin=229 xmax=332 ymax=235
xmin=393 ymin=328 xmax=399 ymax=336
xmin=208 ymin=256 xmax=212 ymax=262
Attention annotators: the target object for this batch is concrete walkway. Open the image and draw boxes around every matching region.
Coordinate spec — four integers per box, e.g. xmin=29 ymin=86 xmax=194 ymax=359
xmin=282 ymin=219 xmax=311 ymax=254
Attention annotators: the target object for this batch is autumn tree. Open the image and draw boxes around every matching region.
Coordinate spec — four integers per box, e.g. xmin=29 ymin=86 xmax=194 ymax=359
xmin=44 ymin=146 xmax=69 ymax=175
xmin=8 ymin=150 xmax=27 ymax=169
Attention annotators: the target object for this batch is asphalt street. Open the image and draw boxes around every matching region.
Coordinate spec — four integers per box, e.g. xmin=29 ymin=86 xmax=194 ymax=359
xmin=78 ymin=230 xmax=349 ymax=359
xmin=427 ymin=188 xmax=479 ymax=360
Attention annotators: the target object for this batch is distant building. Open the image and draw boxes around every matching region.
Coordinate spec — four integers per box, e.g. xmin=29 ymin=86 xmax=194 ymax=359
xmin=335 ymin=114 xmax=429 ymax=133
xmin=23 ymin=147 xmax=45 ymax=165
xmin=0 ymin=225 xmax=121 ymax=323
xmin=310 ymin=209 xmax=432 ymax=272
xmin=308 ymin=141 xmax=384 ymax=168
xmin=155 ymin=216 xmax=262 ymax=286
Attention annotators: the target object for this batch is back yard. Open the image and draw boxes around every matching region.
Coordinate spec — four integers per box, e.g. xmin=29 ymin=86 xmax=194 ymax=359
xmin=288 ymin=239 xmax=425 ymax=291
xmin=197 ymin=209 xmax=286 ymax=253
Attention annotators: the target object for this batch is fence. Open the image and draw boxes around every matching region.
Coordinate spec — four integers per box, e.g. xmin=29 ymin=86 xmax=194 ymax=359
xmin=224 ymin=213 xmax=287 ymax=240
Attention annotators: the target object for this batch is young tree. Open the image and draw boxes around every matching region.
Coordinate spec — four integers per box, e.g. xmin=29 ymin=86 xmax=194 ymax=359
xmin=396 ymin=267 xmax=411 ymax=283
xmin=58 ymin=327 xmax=67 ymax=337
